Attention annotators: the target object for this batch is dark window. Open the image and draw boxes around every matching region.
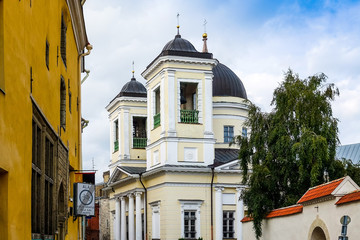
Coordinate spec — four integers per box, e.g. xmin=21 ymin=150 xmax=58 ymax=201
xmin=224 ymin=126 xmax=234 ymax=143
xmin=133 ymin=117 xmax=147 ymax=149
xmin=60 ymin=15 xmax=67 ymax=67
xmin=113 ymin=120 xmax=119 ymax=152
xmin=45 ymin=39 xmax=49 ymax=70
xmin=184 ymin=210 xmax=196 ymax=239
xmin=68 ymin=79 xmax=71 ymax=113
xmin=60 ymin=77 xmax=66 ymax=130
xmin=223 ymin=211 xmax=235 ymax=238
xmin=154 ymin=87 xmax=161 ymax=128
xmin=31 ymin=117 xmax=55 ymax=238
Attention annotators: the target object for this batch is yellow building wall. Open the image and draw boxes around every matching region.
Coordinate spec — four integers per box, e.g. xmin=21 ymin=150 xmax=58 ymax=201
xmin=0 ymin=0 xmax=86 ymax=239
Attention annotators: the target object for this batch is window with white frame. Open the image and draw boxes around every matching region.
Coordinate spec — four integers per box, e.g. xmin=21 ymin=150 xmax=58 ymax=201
xmin=223 ymin=211 xmax=235 ymax=239
xmin=184 ymin=210 xmax=196 ymax=238
xmin=179 ymin=200 xmax=203 ymax=239
xmin=242 ymin=127 xmax=247 ymax=138
xmin=224 ymin=126 xmax=234 ymax=143
xmin=153 ymin=87 xmax=161 ymax=128
xmin=150 ymin=202 xmax=160 ymax=240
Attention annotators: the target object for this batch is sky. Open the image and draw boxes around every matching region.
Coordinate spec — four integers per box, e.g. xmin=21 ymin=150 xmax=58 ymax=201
xmin=81 ymin=0 xmax=360 ymax=183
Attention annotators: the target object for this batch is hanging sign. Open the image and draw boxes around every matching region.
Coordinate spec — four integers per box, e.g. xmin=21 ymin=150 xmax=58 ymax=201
xmin=74 ymin=182 xmax=95 ymax=216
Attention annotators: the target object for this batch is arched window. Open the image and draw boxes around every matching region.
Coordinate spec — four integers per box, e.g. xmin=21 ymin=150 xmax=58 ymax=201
xmin=311 ymin=226 xmax=326 ymax=240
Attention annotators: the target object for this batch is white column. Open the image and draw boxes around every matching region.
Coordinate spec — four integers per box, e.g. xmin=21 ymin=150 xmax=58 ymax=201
xmin=236 ymin=187 xmax=244 ymax=240
xmin=123 ymin=109 xmax=130 ymax=159
xmin=167 ymin=70 xmax=176 ymax=136
xmin=115 ymin=198 xmax=121 ymax=240
xmin=120 ymin=197 xmax=127 ymax=240
xmin=117 ymin=114 xmax=122 ymax=159
xmin=128 ymin=193 xmax=135 ymax=240
xmin=135 ymin=192 xmax=143 ymax=240
xmin=204 ymin=72 xmax=214 ymax=138
xmin=215 ymin=187 xmax=224 ymax=240
xmin=160 ymin=74 xmax=165 ymax=134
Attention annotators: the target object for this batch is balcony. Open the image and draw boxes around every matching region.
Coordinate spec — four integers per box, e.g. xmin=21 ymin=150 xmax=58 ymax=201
xmin=180 ymin=109 xmax=199 ymax=124
xmin=154 ymin=113 xmax=160 ymax=128
xmin=114 ymin=140 xmax=119 ymax=152
xmin=133 ymin=138 xmax=147 ymax=149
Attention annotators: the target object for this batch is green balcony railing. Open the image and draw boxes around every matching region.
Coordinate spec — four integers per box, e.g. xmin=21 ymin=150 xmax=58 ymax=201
xmin=154 ymin=113 xmax=160 ymax=128
xmin=180 ymin=109 xmax=199 ymax=123
xmin=114 ymin=140 xmax=119 ymax=152
xmin=133 ymin=138 xmax=147 ymax=149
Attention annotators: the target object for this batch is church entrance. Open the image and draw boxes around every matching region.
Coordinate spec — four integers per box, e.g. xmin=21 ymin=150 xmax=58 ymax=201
xmin=311 ymin=226 xmax=327 ymax=240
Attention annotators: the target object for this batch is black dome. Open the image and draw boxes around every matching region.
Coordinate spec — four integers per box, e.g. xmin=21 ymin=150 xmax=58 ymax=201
xmin=162 ymin=34 xmax=198 ymax=52
xmin=119 ymin=77 xmax=147 ymax=98
xmin=212 ymin=63 xmax=247 ymax=99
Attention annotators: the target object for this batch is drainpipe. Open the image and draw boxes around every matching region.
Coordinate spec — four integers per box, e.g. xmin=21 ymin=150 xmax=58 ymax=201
xmin=81 ymin=69 xmax=90 ymax=84
xmin=210 ymin=167 xmax=215 ymax=240
xmin=79 ymin=43 xmax=92 ymax=85
xmin=139 ymin=173 xmax=148 ymax=240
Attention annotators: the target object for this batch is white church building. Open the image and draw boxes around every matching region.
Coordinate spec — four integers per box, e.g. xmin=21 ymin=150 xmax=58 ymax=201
xmin=103 ymin=26 xmax=249 ymax=240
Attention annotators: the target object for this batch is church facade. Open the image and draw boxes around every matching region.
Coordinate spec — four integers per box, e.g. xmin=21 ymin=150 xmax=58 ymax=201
xmin=104 ymin=28 xmax=249 ymax=240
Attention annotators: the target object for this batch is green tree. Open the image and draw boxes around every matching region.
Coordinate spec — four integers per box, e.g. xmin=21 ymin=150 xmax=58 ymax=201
xmin=237 ymin=69 xmax=339 ymax=239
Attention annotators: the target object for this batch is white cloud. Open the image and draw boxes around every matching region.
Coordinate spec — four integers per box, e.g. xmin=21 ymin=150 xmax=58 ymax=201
xmin=82 ymin=0 xmax=360 ymax=182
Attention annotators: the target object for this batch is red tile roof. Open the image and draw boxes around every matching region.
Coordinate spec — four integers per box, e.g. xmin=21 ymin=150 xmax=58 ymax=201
xmin=336 ymin=190 xmax=360 ymax=205
xmin=240 ymin=205 xmax=303 ymax=222
xmin=297 ymin=177 xmax=345 ymax=204
xmin=266 ymin=205 xmax=303 ymax=219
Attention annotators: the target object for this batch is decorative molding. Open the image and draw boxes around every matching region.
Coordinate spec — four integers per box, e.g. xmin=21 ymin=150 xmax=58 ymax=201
xmin=142 ymin=55 xmax=218 ymax=80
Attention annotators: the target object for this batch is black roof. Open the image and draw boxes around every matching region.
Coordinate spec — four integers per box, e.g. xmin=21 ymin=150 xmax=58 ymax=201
xmin=119 ymin=77 xmax=147 ymax=97
xmin=214 ymin=148 xmax=239 ymax=165
xmin=212 ymin=63 xmax=247 ymax=99
xmin=119 ymin=166 xmax=146 ymax=174
xmin=162 ymin=34 xmax=197 ymax=52
xmin=109 ymin=77 xmax=147 ymax=105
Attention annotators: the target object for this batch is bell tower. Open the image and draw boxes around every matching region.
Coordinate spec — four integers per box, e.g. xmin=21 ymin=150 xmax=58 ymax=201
xmin=142 ymin=27 xmax=217 ymax=170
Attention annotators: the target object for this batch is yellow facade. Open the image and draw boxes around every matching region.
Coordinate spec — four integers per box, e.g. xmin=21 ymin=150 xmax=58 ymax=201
xmin=0 ymin=0 xmax=89 ymax=239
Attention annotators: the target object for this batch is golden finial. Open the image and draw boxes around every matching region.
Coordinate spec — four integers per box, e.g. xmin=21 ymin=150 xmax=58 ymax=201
xmin=132 ymin=61 xmax=135 ymax=78
xmin=202 ymin=19 xmax=208 ymax=53
xmin=177 ymin=13 xmax=180 ymax=35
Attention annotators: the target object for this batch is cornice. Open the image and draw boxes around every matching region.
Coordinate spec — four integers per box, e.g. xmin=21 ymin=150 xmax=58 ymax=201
xmin=142 ymin=55 xmax=218 ymax=80
xmin=66 ymin=0 xmax=88 ymax=53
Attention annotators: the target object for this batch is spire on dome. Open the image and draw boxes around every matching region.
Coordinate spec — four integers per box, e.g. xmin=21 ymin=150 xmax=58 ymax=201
xmin=131 ymin=61 xmax=135 ymax=80
xmin=176 ymin=13 xmax=180 ymax=36
xmin=202 ymin=19 xmax=208 ymax=53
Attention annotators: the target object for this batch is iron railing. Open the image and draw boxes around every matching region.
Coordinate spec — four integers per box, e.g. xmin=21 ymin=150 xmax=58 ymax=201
xmin=180 ymin=109 xmax=199 ymax=124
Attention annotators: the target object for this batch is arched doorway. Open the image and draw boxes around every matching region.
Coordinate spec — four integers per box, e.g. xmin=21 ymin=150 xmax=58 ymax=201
xmin=311 ymin=227 xmax=326 ymax=240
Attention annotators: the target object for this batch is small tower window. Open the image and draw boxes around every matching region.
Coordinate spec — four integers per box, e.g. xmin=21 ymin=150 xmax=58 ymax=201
xmin=224 ymin=126 xmax=234 ymax=143
xmin=153 ymin=87 xmax=160 ymax=128
xmin=113 ymin=120 xmax=119 ymax=152
xmin=242 ymin=127 xmax=248 ymax=138
xmin=133 ymin=117 xmax=147 ymax=149
xmin=60 ymin=77 xmax=66 ymax=130
xmin=60 ymin=14 xmax=67 ymax=67
xmin=180 ymin=82 xmax=199 ymax=124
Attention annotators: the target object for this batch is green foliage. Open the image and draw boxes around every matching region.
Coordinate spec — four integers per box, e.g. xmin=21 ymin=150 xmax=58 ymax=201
xmin=237 ymin=69 xmax=339 ymax=239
